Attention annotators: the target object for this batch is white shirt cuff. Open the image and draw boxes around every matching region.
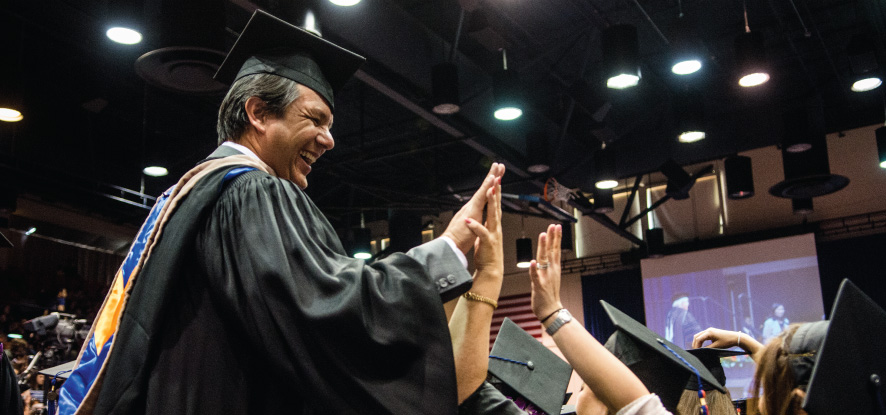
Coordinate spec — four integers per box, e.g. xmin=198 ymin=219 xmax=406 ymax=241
xmin=440 ymin=236 xmax=468 ymax=268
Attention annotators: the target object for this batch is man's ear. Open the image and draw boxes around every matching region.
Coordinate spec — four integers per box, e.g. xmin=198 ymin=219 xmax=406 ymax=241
xmin=244 ymin=97 xmax=268 ymax=134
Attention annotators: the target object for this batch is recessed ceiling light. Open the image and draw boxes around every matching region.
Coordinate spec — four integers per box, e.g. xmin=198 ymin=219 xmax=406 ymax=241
xmin=851 ymin=77 xmax=882 ymax=92
xmin=330 ymin=0 xmax=361 ymax=5
xmin=0 ymin=108 xmax=23 ymax=122
xmin=107 ymin=27 xmax=143 ymax=45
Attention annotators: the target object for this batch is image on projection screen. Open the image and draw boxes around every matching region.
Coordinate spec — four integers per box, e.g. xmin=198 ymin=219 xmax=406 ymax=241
xmin=640 ymin=233 xmax=826 ymax=399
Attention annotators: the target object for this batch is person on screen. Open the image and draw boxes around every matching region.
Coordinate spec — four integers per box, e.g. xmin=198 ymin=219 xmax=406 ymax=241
xmin=665 ymin=294 xmax=701 ymax=349
xmin=762 ymin=303 xmax=789 ymax=344
xmin=741 ymin=315 xmax=761 ymax=340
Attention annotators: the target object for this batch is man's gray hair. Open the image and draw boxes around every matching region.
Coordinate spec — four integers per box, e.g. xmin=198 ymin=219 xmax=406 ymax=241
xmin=216 ymin=74 xmax=301 ymax=145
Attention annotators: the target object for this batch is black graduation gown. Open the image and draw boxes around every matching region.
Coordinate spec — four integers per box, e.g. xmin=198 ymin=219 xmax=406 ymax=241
xmin=1 ymin=351 xmax=24 ymax=415
xmin=91 ymin=146 xmax=467 ymax=414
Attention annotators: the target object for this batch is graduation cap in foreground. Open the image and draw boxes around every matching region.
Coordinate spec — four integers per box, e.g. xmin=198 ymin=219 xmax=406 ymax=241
xmin=488 ymin=318 xmax=573 ymax=415
xmin=685 ymin=347 xmax=748 ymax=391
xmin=0 ymin=231 xmax=12 ymax=248
xmin=804 ymin=279 xmax=886 ymax=415
xmin=600 ymin=300 xmax=725 ymax=412
xmin=38 ymin=361 xmax=77 ymax=380
xmin=214 ymin=9 xmax=365 ymax=110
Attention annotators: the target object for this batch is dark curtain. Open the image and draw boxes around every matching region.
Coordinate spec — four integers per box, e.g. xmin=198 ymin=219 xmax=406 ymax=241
xmin=817 ymin=233 xmax=886 ymax=316
xmin=580 ymin=268 xmax=645 ymax=342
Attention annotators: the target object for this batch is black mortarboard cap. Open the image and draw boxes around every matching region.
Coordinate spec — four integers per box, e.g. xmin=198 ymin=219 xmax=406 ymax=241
xmin=488 ymin=318 xmax=573 ymax=415
xmin=214 ymin=10 xmax=365 ymax=110
xmin=600 ymin=300 xmax=725 ymax=412
xmin=0 ymin=231 xmax=12 ymax=248
xmin=804 ymin=279 xmax=886 ymax=415
xmin=685 ymin=348 xmax=747 ymax=391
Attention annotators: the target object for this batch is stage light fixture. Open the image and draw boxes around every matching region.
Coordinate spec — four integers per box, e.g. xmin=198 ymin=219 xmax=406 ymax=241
xmin=676 ymin=87 xmax=706 ymax=143
xmin=851 ymin=77 xmax=882 ymax=92
xmin=847 ymin=32 xmax=882 ymax=93
xmin=107 ymin=27 xmax=142 ymax=44
xmin=594 ymin=147 xmax=618 ymax=189
xmin=526 ymin=130 xmax=551 ymax=174
xmin=603 ymin=24 xmax=641 ymax=89
xmin=516 ymin=237 xmax=532 ymax=268
xmin=672 ymin=60 xmax=702 ymax=75
xmin=593 ymin=187 xmax=614 ymax=214
xmin=493 ymin=50 xmax=522 ymax=120
xmin=670 ymin=18 xmax=703 ymax=76
xmin=735 ymin=31 xmax=769 ymax=87
xmin=351 ymin=228 xmax=372 ymax=259
xmin=330 ymin=0 xmax=361 ymax=6
xmin=432 ymin=62 xmax=460 ymax=115
xmin=724 ymin=155 xmax=754 ymax=199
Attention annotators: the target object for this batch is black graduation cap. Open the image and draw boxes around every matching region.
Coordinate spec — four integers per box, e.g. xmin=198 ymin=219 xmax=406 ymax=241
xmin=488 ymin=317 xmax=573 ymax=415
xmin=0 ymin=231 xmax=12 ymax=248
xmin=600 ymin=300 xmax=725 ymax=412
xmin=214 ymin=9 xmax=365 ymax=110
xmin=804 ymin=279 xmax=886 ymax=415
xmin=685 ymin=347 xmax=747 ymax=391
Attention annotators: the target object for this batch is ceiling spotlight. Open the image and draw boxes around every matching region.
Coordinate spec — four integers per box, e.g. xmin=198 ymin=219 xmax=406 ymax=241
xmin=603 ymin=24 xmax=641 ymax=90
xmin=851 ymin=77 xmax=882 ymax=92
xmin=738 ymin=72 xmax=769 ymax=88
xmin=106 ymin=27 xmax=143 ymax=45
xmin=0 ymin=108 xmax=23 ymax=122
xmin=493 ymin=50 xmax=522 ymax=121
xmin=678 ymin=131 xmax=706 ymax=143
xmin=847 ymin=32 xmax=882 ymax=93
xmin=735 ymin=31 xmax=769 ymax=87
xmin=143 ymin=166 xmax=169 ymax=177
xmin=594 ymin=147 xmax=618 ymax=189
xmin=672 ymin=59 xmax=702 ymax=75
xmin=676 ymin=87 xmax=706 ymax=143
xmin=329 ymin=0 xmax=361 ymax=5
xmin=593 ymin=187 xmax=614 ymax=214
xmin=432 ymin=62 xmax=460 ymax=115
xmin=351 ymin=228 xmax=372 ymax=259
xmin=607 ymin=74 xmax=640 ymax=89
xmin=724 ymin=155 xmax=755 ymax=199
xmin=516 ymin=237 xmax=532 ymax=268
xmin=25 ymin=227 xmax=36 ymax=236
xmin=526 ymin=130 xmax=551 ymax=174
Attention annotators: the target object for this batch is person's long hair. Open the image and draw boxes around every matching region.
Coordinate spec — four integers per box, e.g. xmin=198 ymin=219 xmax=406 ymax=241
xmin=676 ymin=389 xmax=736 ymax=415
xmin=752 ymin=324 xmax=807 ymax=415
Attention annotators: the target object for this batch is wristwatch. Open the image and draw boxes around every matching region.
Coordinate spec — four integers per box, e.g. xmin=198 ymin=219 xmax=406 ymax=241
xmin=545 ymin=309 xmax=573 ymax=336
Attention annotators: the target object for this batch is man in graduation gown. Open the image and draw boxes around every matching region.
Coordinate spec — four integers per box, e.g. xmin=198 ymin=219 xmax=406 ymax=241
xmin=58 ymin=10 xmax=504 ymax=415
